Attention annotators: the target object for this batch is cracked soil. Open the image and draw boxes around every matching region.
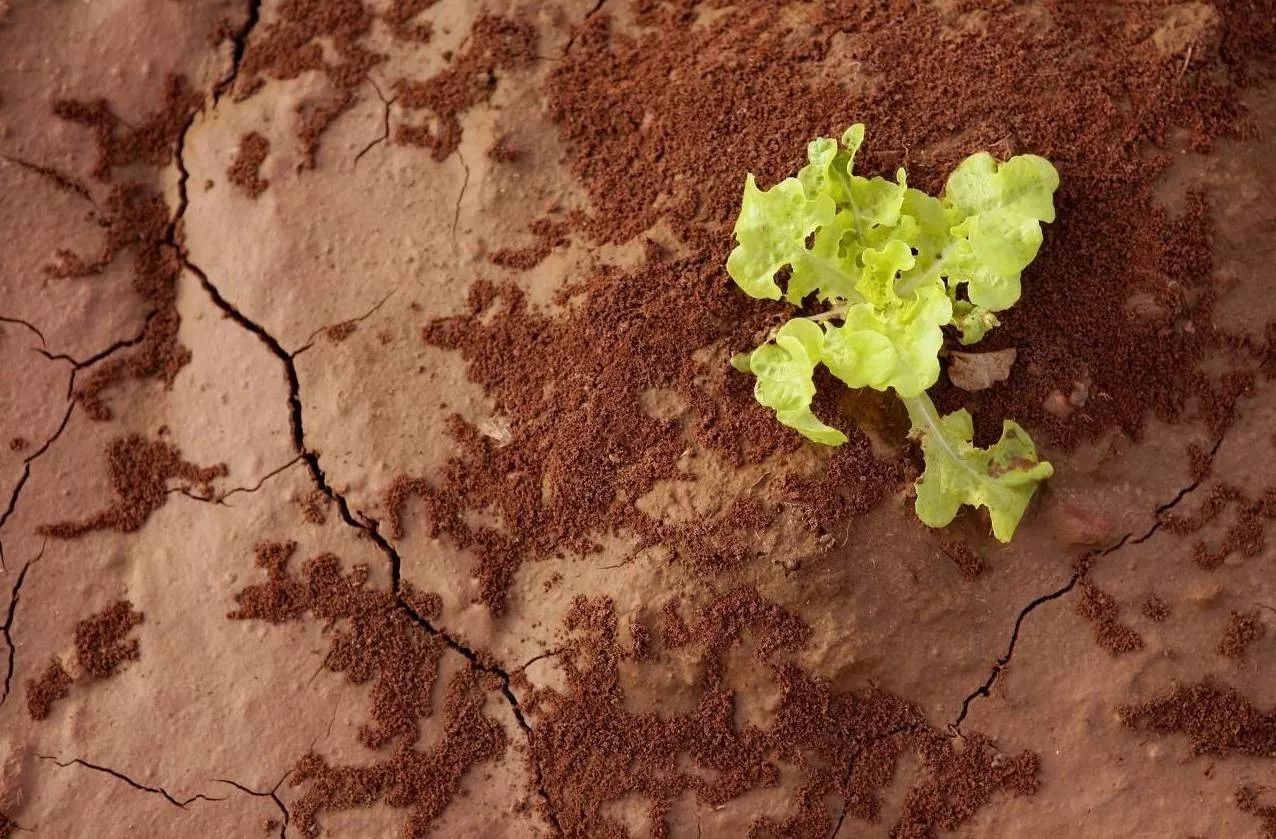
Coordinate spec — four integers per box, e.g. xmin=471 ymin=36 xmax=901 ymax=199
xmin=1 ymin=0 xmax=1275 ymax=837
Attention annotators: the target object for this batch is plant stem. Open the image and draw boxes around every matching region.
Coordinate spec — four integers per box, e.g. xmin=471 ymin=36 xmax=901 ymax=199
xmin=806 ymin=305 xmax=847 ymax=323
xmin=901 ymin=391 xmax=978 ymax=480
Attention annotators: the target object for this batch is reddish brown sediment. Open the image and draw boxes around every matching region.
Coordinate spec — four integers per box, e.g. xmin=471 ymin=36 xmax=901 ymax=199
xmin=74 ymin=600 xmax=144 ymax=679
xmin=53 ymin=74 xmax=202 ymax=181
xmin=227 ymin=132 xmax=270 ymax=198
xmin=1218 ymin=610 xmax=1266 ymax=659
xmin=25 ymin=659 xmax=72 ymax=721
xmin=37 ymin=435 xmax=226 ymax=538
xmin=47 ymin=184 xmax=191 ymax=421
xmin=2 ymin=1 xmax=1276 ymax=836
xmin=1077 ymin=581 xmax=1144 ymax=656
xmin=1120 ymin=683 xmax=1276 ymax=757
xmin=394 ymin=15 xmax=538 ymax=160
xmin=230 ymin=545 xmax=505 ymax=836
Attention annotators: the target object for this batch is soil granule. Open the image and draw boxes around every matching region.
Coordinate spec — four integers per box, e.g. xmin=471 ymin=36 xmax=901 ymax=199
xmin=38 ymin=434 xmax=226 ymax=539
xmin=229 ymin=543 xmax=505 ymax=835
xmin=1142 ymin=594 xmax=1171 ymax=623
xmin=1238 ymin=786 xmax=1276 ymax=839
xmin=527 ymin=590 xmax=1037 ymax=837
xmin=1120 ymin=682 xmax=1276 ymax=757
xmin=298 ymin=489 xmax=329 ymax=524
xmin=394 ymin=15 xmax=537 ymax=161
xmin=53 ymin=74 xmax=202 ymax=181
xmin=227 ymin=132 xmax=270 ymax=198
xmin=47 ymin=184 xmax=192 ymax=421
xmin=24 ymin=658 xmax=71 ymax=721
xmin=1076 ymin=581 xmax=1144 ymax=656
xmin=74 ymin=599 xmax=144 ymax=678
xmin=1218 ymin=610 xmax=1266 ymax=659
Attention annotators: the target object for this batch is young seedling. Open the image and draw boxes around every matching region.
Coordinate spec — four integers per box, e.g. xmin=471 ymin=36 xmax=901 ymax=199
xmin=728 ymin=125 xmax=1057 ymax=542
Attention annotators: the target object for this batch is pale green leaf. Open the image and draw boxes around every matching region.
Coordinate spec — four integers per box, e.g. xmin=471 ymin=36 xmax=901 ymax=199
xmin=855 ymin=238 xmax=915 ymax=306
xmin=726 ymin=175 xmax=836 ymax=301
xmin=906 ymin=396 xmax=1053 ymax=542
xmin=821 ymin=283 xmax=952 ymax=397
xmin=949 ymin=298 xmax=1000 ymax=345
xmin=941 ymin=152 xmax=1059 ymax=310
xmin=746 ymin=318 xmax=847 ymax=445
xmin=787 ymin=211 xmax=861 ymax=304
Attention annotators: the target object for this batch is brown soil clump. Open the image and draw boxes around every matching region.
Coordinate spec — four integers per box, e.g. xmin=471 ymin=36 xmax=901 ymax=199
xmin=1076 ymin=581 xmax=1144 ymax=655
xmin=299 ymin=489 xmax=328 ymax=524
xmin=7 ymin=438 xmax=26 ymax=453
xmin=382 ymin=0 xmax=436 ymax=43
xmin=289 ymin=667 xmax=505 ymax=839
xmin=1120 ymin=682 xmax=1276 ymax=757
xmin=489 ymin=215 xmax=574 ymax=271
xmin=779 ymin=431 xmax=906 ymax=537
xmin=233 ymin=0 xmax=382 ymax=168
xmin=933 ymin=534 xmax=985 ymax=579
xmin=38 ymin=434 xmax=226 ymax=538
xmin=1142 ymin=594 xmax=1171 ymax=622
xmin=25 ymin=601 xmax=145 ymax=721
xmin=527 ymin=590 xmax=1037 ymax=836
xmin=74 ymin=600 xmax=144 ymax=678
xmin=324 ymin=320 xmax=356 ymax=343
xmin=394 ymin=15 xmax=537 ymax=160
xmin=230 ymin=544 xmax=505 ymax=835
xmin=1238 ymin=786 xmax=1276 ymax=839
xmin=410 ymin=264 xmax=813 ymax=609
xmin=47 ymin=184 xmax=192 ymax=421
xmin=227 ymin=132 xmax=270 ymax=197
xmin=24 ymin=658 xmax=71 ymax=721
xmin=1165 ymin=483 xmax=1276 ymax=569
xmin=53 ymin=74 xmax=202 ymax=181
xmin=1219 ymin=610 xmax=1266 ymax=659
xmin=486 ymin=134 xmax=520 ymax=162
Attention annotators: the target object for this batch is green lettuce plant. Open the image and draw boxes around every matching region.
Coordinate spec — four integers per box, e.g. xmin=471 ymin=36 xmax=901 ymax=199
xmin=728 ymin=125 xmax=1057 ymax=542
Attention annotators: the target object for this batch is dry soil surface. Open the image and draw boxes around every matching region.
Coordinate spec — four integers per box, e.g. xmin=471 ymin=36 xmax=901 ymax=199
xmin=1 ymin=1 xmax=1275 ymax=837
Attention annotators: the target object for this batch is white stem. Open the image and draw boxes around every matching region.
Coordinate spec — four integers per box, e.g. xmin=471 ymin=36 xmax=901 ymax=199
xmin=901 ymin=391 xmax=976 ymax=479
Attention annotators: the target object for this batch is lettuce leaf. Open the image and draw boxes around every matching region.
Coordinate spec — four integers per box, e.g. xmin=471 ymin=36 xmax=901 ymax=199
xmin=941 ymin=152 xmax=1059 ymax=311
xmin=738 ymin=318 xmax=847 ymax=445
xmin=905 ymin=395 xmax=1053 ymax=542
xmin=821 ymin=284 xmax=952 ymax=397
xmin=726 ymin=174 xmax=835 ymax=301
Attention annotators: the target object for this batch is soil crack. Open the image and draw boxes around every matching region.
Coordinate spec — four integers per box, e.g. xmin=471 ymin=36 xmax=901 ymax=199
xmin=0 ymin=314 xmax=48 ymax=347
xmin=213 ymin=0 xmax=263 ymax=104
xmin=1 ymin=544 xmax=42 ymax=706
xmin=450 ymin=149 xmax=469 ymax=254
xmin=185 ymin=253 xmax=564 ymax=832
xmin=950 ymin=431 xmax=1227 ymax=733
xmin=35 ymin=309 xmax=158 ymax=372
xmin=353 ymin=78 xmax=395 ymax=166
xmin=39 ymin=755 xmax=225 ymax=808
xmin=0 ymin=402 xmax=74 ymax=569
xmin=169 ymin=455 xmax=303 ymax=505
xmin=216 ymin=774 xmax=291 ymax=838
xmin=0 ymin=153 xmax=95 ymax=204
xmin=169 ymin=55 xmax=562 ymax=832
xmin=292 ymin=291 xmax=394 ymax=357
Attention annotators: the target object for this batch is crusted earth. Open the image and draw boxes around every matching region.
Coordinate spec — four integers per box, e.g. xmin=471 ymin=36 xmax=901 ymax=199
xmin=0 ymin=1 xmax=1274 ymax=837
